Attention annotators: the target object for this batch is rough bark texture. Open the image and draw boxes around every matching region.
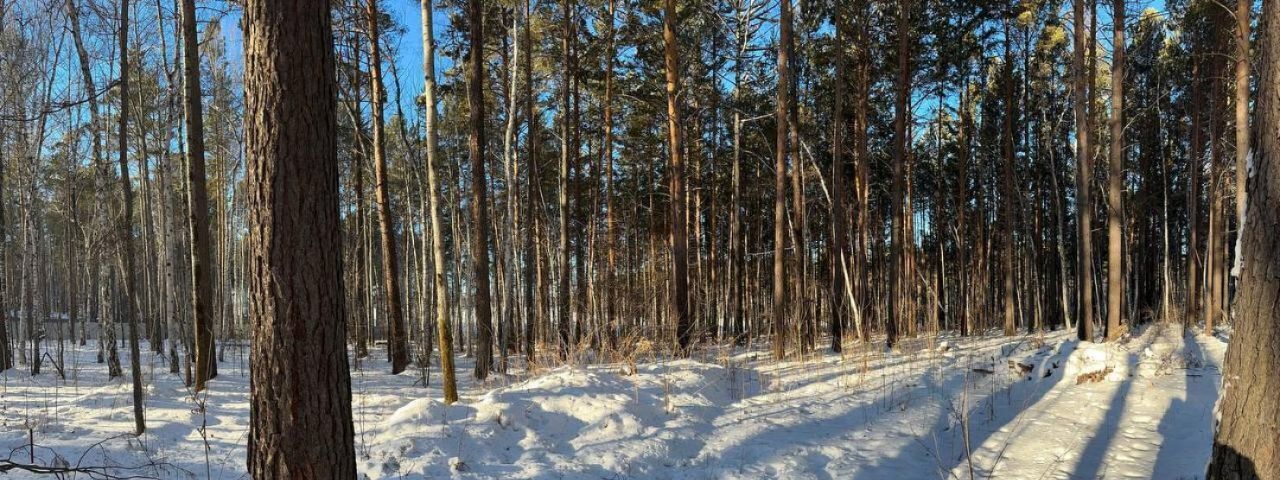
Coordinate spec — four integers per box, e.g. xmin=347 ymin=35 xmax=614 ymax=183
xmin=1073 ymin=0 xmax=1095 ymax=342
xmin=772 ymin=0 xmax=792 ymax=360
xmin=1106 ymin=0 xmax=1125 ymax=341
xmin=467 ymin=0 xmax=495 ymax=380
xmin=557 ymin=0 xmax=574 ymax=360
xmin=1206 ymin=2 xmax=1279 ymax=476
xmin=830 ymin=4 xmax=848 ymax=353
xmin=664 ymin=0 xmax=691 ymax=354
xmin=367 ymin=0 xmax=410 ymax=375
xmin=180 ymin=0 xmax=216 ymax=391
xmin=243 ymin=0 xmax=356 ymax=476
xmin=889 ymin=0 xmax=910 ymax=348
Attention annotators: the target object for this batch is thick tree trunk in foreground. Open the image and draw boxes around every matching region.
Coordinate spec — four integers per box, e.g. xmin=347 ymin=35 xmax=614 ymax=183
xmin=243 ymin=0 xmax=356 ymax=476
xmin=1207 ymin=2 xmax=1278 ymax=476
xmin=664 ymin=0 xmax=691 ymax=354
xmin=180 ymin=0 xmax=217 ymax=391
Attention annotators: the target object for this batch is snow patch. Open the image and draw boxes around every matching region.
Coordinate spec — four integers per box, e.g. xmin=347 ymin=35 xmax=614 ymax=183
xmin=2 ymin=330 xmax=1232 ymax=479
xmin=1064 ymin=342 xmax=1129 ymax=381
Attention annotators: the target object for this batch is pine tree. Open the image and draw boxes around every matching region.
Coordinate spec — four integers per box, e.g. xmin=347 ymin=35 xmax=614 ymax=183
xmin=468 ymin=0 xmax=496 ymax=380
xmin=1105 ymin=0 xmax=1126 ymax=341
xmin=1206 ymin=3 xmax=1278 ymax=475
xmin=243 ymin=0 xmax=356 ymax=475
xmin=889 ymin=0 xmax=911 ymax=348
xmin=664 ymin=0 xmax=691 ymax=354
xmin=368 ymin=0 xmax=411 ymax=375
xmin=1073 ymin=0 xmax=1095 ymax=342
xmin=830 ymin=1 xmax=849 ymax=353
xmin=772 ymin=0 xmax=792 ymax=360
xmin=180 ymin=0 xmax=217 ymax=391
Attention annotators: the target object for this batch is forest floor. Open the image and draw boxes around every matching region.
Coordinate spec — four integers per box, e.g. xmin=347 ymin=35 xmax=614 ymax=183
xmin=0 ymin=322 xmax=1226 ymax=479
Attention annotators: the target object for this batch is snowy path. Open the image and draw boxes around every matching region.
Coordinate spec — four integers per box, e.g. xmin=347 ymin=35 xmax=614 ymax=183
xmin=959 ymin=324 xmax=1226 ymax=480
xmin=0 ymin=326 xmax=1226 ymax=479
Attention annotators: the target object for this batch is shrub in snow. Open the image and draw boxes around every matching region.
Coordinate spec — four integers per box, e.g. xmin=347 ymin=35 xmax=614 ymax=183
xmin=1064 ymin=343 xmax=1129 ymax=382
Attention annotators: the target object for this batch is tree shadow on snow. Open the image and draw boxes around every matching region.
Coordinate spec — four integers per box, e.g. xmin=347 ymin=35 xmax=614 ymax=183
xmin=871 ymin=336 xmax=1076 ymax=480
xmin=1068 ymin=326 xmax=1175 ymax=479
xmin=698 ymin=334 xmax=1074 ymax=480
xmin=1067 ymin=365 xmax=1134 ymax=479
xmin=1150 ymin=333 xmax=1221 ymax=480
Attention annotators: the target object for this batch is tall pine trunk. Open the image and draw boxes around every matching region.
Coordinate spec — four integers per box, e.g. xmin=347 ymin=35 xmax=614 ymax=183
xmin=889 ymin=0 xmax=910 ymax=348
xmin=557 ymin=0 xmax=574 ymax=360
xmin=1073 ymin=0 xmax=1095 ymax=341
xmin=521 ymin=0 xmax=542 ymax=364
xmin=1206 ymin=2 xmax=1277 ymax=475
xmin=664 ymin=0 xmax=691 ymax=354
xmin=830 ymin=3 xmax=848 ymax=353
xmin=368 ymin=0 xmax=411 ymax=374
xmin=1002 ymin=19 xmax=1017 ymax=337
xmin=1187 ymin=61 xmax=1203 ymax=333
xmin=956 ymin=65 xmax=971 ymax=337
xmin=468 ymin=0 xmax=495 ymax=380
xmin=1106 ymin=0 xmax=1126 ymax=341
xmin=1232 ymin=0 xmax=1251 ymax=287
xmin=243 ymin=0 xmax=356 ymax=475
xmin=1206 ymin=91 xmax=1226 ymax=334
xmin=854 ymin=5 xmax=871 ymax=343
xmin=603 ymin=0 xmax=618 ymax=353
xmin=180 ymin=0 xmax=217 ymax=391
xmin=772 ymin=0 xmax=792 ymax=360
xmin=0 ymin=76 xmax=8 ymax=371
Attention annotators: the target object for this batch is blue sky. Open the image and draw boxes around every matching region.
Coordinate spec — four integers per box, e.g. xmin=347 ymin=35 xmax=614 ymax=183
xmin=206 ymin=0 xmax=1196 ymax=131
xmin=218 ymin=0 xmax=444 ymax=116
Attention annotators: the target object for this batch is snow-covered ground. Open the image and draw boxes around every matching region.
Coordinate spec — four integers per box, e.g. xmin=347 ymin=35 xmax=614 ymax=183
xmin=0 ymin=324 xmax=1226 ymax=479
